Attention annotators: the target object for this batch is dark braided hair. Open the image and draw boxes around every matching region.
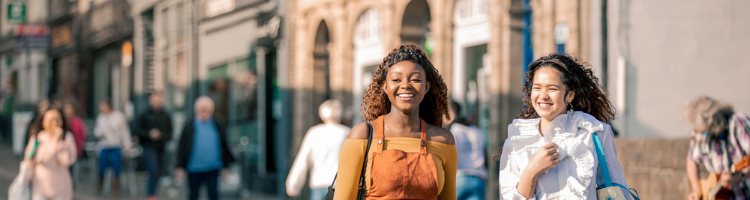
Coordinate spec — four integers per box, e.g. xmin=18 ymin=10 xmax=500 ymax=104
xmin=518 ymin=54 xmax=615 ymax=122
xmin=360 ymin=43 xmax=450 ymax=126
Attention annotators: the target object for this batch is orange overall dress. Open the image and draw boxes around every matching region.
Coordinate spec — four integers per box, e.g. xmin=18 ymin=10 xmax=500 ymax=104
xmin=365 ymin=116 xmax=439 ymax=200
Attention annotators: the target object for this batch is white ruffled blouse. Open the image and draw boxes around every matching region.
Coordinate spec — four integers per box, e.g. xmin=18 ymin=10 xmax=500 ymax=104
xmin=498 ymin=111 xmax=632 ymax=200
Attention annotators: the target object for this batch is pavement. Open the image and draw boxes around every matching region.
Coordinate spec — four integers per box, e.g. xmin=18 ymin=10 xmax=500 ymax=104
xmin=0 ymin=141 xmax=289 ymax=200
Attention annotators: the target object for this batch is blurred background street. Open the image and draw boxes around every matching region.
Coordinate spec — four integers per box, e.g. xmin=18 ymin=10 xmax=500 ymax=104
xmin=0 ymin=0 xmax=747 ymax=199
xmin=0 ymin=140 xmax=286 ymax=200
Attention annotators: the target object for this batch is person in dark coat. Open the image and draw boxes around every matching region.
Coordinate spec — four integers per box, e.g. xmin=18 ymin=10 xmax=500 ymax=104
xmin=175 ymin=96 xmax=235 ymax=200
xmin=136 ymin=93 xmax=173 ymax=200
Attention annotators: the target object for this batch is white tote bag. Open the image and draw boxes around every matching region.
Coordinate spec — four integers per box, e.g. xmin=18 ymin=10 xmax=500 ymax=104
xmin=8 ymin=161 xmax=33 ymax=200
xmin=9 ymin=139 xmax=38 ymax=200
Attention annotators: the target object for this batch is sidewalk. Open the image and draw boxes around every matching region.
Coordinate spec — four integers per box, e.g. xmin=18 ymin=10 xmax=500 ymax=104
xmin=0 ymin=142 xmax=289 ymax=200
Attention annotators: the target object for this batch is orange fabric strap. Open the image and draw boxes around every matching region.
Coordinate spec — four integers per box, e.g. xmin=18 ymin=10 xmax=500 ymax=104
xmin=377 ymin=116 xmax=385 ymax=153
xmin=419 ymin=119 xmax=427 ymax=155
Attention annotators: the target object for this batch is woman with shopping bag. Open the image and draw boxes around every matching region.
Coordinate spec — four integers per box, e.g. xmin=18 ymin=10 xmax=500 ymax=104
xmin=10 ymin=109 xmax=77 ymax=200
xmin=497 ymin=54 xmax=638 ymax=200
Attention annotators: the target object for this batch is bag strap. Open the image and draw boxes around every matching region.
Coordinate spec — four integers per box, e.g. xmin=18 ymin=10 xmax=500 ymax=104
xmin=592 ymin=132 xmax=612 ymax=187
xmin=594 ymin=132 xmax=641 ymax=200
xmin=628 ymin=188 xmax=641 ymax=200
xmin=358 ymin=123 xmax=374 ymax=189
xmin=329 ymin=122 xmax=374 ymax=188
xmin=27 ymin=136 xmax=39 ymax=160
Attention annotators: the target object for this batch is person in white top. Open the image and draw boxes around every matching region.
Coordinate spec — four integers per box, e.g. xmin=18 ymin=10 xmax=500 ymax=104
xmin=445 ymin=101 xmax=487 ymax=200
xmin=286 ymin=99 xmax=351 ymax=200
xmin=498 ymin=54 xmax=631 ymax=200
xmin=93 ymin=100 xmax=132 ymax=196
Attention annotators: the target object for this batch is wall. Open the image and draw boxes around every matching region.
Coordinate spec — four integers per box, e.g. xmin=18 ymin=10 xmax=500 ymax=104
xmin=605 ymin=0 xmax=750 ymax=138
xmin=615 ymin=138 xmax=696 ymax=200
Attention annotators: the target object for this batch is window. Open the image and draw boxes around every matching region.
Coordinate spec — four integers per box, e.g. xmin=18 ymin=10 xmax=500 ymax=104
xmin=455 ymin=0 xmax=488 ymax=23
xmin=354 ymin=9 xmax=382 ymax=45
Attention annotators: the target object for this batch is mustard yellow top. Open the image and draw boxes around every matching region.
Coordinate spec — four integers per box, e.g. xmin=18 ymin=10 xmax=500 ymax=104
xmin=333 ymin=137 xmax=458 ymax=200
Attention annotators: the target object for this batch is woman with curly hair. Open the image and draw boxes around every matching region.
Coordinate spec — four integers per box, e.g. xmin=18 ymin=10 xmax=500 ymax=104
xmin=333 ymin=43 xmax=457 ymax=200
xmin=683 ymin=96 xmax=750 ymax=200
xmin=498 ymin=54 xmax=632 ymax=199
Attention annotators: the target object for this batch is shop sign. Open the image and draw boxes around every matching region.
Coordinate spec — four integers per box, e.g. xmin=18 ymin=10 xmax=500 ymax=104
xmin=257 ymin=15 xmax=281 ymax=39
xmin=121 ymin=41 xmax=133 ymax=67
xmin=15 ymin=25 xmax=48 ymax=37
xmin=83 ymin=0 xmax=132 ymax=48
xmin=51 ymin=23 xmax=74 ymax=51
xmin=15 ymin=25 xmax=49 ymax=49
xmin=7 ymin=2 xmax=25 ymax=24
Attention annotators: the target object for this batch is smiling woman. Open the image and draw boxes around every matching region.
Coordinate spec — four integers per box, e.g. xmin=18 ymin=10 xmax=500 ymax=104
xmin=498 ymin=54 xmax=635 ymax=200
xmin=360 ymin=43 xmax=449 ymax=126
xmin=332 ymin=43 xmax=457 ymax=200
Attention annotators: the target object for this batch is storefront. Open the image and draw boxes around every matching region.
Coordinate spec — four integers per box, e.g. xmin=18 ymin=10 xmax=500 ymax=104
xmin=80 ymin=0 xmax=133 ymax=116
xmin=49 ymin=4 xmax=83 ymax=114
xmin=198 ymin=0 xmax=290 ymax=194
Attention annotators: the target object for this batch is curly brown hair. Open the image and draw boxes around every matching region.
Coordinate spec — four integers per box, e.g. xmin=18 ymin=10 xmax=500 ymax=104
xmin=519 ymin=54 xmax=616 ymax=122
xmin=360 ymin=43 xmax=450 ymax=126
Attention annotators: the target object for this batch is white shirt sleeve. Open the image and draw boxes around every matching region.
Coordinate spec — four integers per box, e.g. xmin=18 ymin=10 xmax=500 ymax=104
xmin=595 ymin=125 xmax=633 ymax=200
xmin=286 ymin=130 xmax=313 ymax=197
xmin=118 ymin=112 xmax=133 ymax=149
xmin=499 ymin=138 xmax=533 ymax=200
xmin=94 ymin=115 xmax=106 ymax=138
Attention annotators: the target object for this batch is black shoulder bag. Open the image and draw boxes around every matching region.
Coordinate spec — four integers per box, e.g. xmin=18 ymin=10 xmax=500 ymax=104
xmin=325 ymin=122 xmax=373 ymax=200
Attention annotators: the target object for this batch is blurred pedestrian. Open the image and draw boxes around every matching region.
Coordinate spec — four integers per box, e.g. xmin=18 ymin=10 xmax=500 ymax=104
xmin=63 ymin=103 xmax=86 ymax=159
xmin=93 ymin=100 xmax=132 ymax=196
xmin=24 ymin=99 xmax=50 ymax=151
xmin=286 ymin=99 xmax=350 ymax=200
xmin=175 ymin=96 xmax=235 ymax=200
xmin=333 ymin=43 xmax=457 ymax=200
xmin=24 ymin=109 xmax=77 ymax=200
xmin=498 ymin=54 xmax=632 ymax=199
xmin=136 ymin=92 xmax=173 ymax=200
xmin=444 ymin=101 xmax=487 ymax=200
xmin=683 ymin=96 xmax=750 ymax=200
xmin=50 ymin=99 xmax=64 ymax=110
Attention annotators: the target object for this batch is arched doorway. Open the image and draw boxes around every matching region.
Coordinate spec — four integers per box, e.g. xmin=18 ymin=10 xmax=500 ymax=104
xmin=312 ymin=21 xmax=331 ymax=125
xmin=400 ymin=0 xmax=431 ymax=50
xmin=353 ymin=8 xmax=384 ymax=124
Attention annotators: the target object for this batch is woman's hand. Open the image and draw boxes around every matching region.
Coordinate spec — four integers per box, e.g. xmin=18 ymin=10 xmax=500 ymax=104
xmin=517 ymin=142 xmax=562 ymax=198
xmin=50 ymin=127 xmax=64 ymax=141
xmin=720 ymin=169 xmax=742 ymax=188
xmin=175 ymin=168 xmax=186 ymax=182
xmin=22 ymin=159 xmax=35 ymax=169
xmin=687 ymin=190 xmax=702 ymax=200
xmin=528 ymin=142 xmax=561 ymax=175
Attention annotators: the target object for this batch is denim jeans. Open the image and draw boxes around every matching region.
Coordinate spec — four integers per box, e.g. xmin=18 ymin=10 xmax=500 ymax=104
xmin=456 ymin=175 xmax=485 ymax=200
xmin=188 ymin=169 xmax=219 ymax=200
xmin=98 ymin=148 xmax=121 ymax=177
xmin=142 ymin=147 xmax=165 ymax=196
xmin=310 ymin=187 xmax=328 ymax=200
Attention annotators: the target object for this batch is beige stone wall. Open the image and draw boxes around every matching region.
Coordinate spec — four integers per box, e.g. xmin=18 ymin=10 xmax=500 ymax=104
xmin=614 ymin=138 xmax=696 ymax=200
xmin=602 ymin=0 xmax=750 ymax=139
xmin=530 ymin=0 xmax=590 ymax=59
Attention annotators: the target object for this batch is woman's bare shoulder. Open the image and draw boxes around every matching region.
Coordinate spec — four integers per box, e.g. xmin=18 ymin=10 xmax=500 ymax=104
xmin=346 ymin=121 xmax=376 ymax=139
xmin=426 ymin=124 xmax=455 ymax=145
